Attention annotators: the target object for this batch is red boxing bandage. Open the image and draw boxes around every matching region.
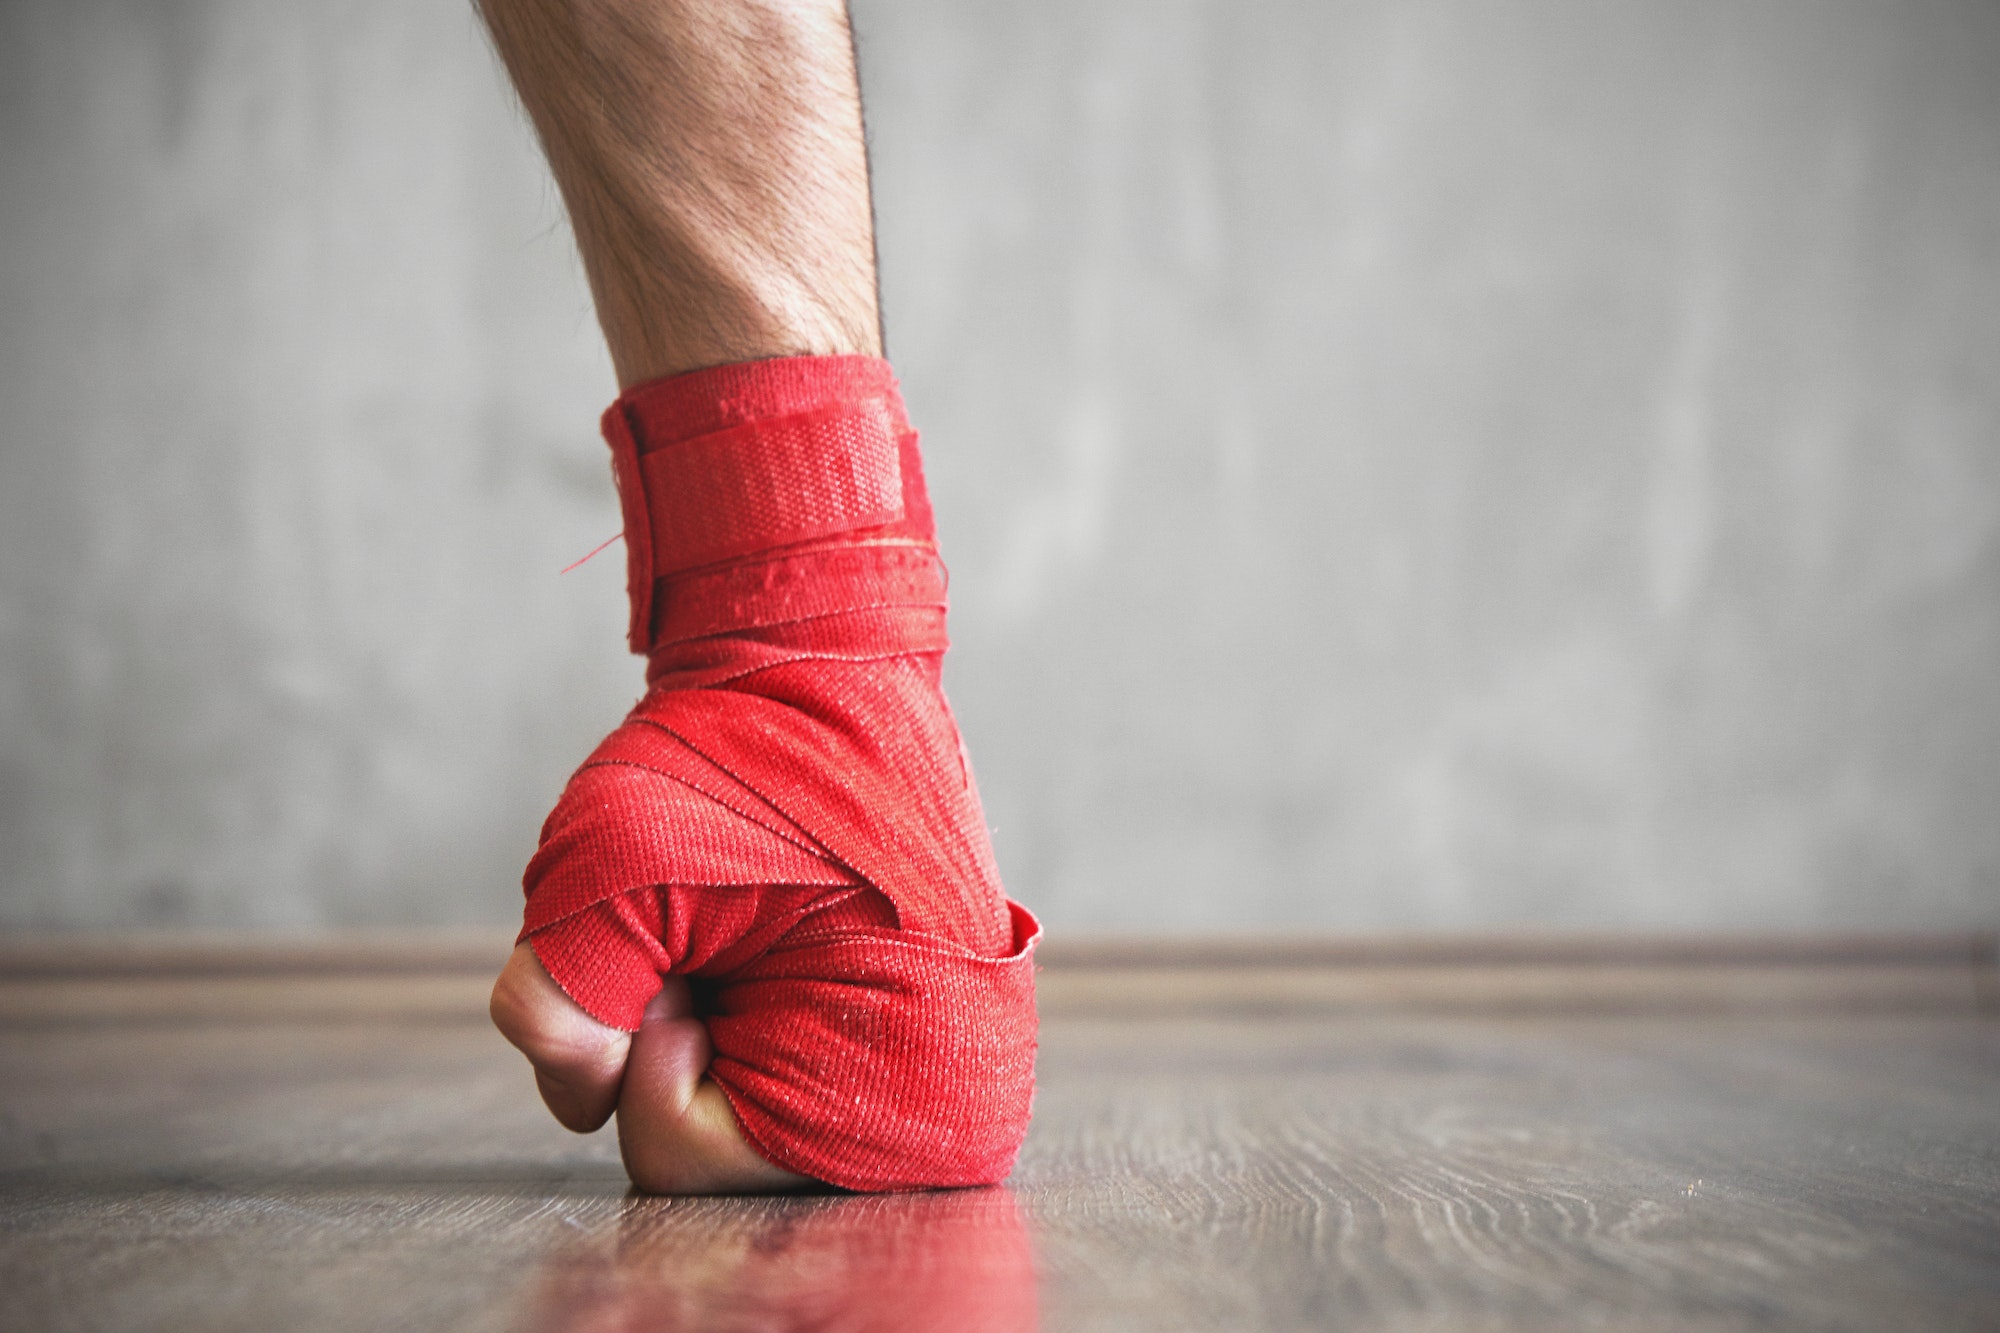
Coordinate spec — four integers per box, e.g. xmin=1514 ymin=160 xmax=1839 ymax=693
xmin=519 ymin=356 xmax=1040 ymax=1192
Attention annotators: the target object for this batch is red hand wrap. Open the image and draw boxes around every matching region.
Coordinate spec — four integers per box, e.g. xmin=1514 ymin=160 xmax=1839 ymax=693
xmin=521 ymin=356 xmax=1040 ymax=1192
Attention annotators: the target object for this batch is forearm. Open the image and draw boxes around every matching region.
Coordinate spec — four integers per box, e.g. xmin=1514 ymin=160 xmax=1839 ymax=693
xmin=474 ymin=0 xmax=881 ymax=386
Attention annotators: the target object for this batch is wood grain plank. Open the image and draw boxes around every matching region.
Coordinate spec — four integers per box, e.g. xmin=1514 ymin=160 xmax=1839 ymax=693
xmin=1035 ymin=961 xmax=1994 ymax=1016
xmin=3 ymin=1010 xmax=1997 ymax=1331
xmin=0 ymin=975 xmax=497 ymax=1026
xmin=2 ymin=938 xmax=1997 ymax=1330
xmin=1035 ymin=930 xmax=2000 ymax=970
xmin=0 ymin=929 xmax=512 ymax=979
xmin=1 ymin=963 xmax=1984 ymax=1025
xmin=4 ymin=928 xmax=1988 ymax=975
xmin=1 ymin=930 xmax=1991 ymax=1021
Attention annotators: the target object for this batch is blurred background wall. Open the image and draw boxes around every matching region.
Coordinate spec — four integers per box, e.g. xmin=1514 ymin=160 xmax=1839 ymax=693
xmin=1 ymin=0 xmax=1995 ymax=934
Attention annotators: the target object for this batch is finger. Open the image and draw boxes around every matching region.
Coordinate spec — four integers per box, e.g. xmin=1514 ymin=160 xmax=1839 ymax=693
xmin=616 ymin=983 xmax=816 ymax=1195
xmin=489 ymin=942 xmax=632 ymax=1133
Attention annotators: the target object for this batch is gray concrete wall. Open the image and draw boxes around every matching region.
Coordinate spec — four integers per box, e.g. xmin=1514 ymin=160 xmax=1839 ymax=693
xmin=2 ymin=0 xmax=1995 ymax=933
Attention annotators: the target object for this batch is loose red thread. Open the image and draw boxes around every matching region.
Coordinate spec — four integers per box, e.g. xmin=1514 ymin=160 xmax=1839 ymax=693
xmin=560 ymin=530 xmax=624 ymax=575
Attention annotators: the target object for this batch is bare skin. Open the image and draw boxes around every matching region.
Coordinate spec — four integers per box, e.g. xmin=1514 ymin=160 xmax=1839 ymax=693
xmin=476 ymin=0 xmax=884 ymax=1191
xmin=489 ymin=945 xmax=808 ymax=1192
xmin=475 ymin=0 xmax=880 ymax=389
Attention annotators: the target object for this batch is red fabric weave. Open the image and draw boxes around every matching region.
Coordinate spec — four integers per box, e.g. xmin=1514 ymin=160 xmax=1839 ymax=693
xmin=521 ymin=355 xmax=1040 ymax=1192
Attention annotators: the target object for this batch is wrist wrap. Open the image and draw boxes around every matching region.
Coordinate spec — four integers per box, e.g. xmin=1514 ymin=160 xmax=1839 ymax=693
xmin=519 ymin=356 xmax=1040 ymax=1192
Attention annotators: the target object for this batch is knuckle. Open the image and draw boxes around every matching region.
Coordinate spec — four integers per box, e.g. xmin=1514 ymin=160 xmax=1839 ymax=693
xmin=491 ymin=964 xmax=630 ymax=1082
xmin=487 ymin=967 xmax=546 ymax=1051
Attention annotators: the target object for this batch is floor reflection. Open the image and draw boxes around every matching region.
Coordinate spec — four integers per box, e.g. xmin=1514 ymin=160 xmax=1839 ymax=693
xmin=523 ymin=1186 xmax=1037 ymax=1332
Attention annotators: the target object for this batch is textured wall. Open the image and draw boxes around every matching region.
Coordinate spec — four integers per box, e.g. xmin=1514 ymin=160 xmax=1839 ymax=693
xmin=1 ymin=0 xmax=1995 ymax=932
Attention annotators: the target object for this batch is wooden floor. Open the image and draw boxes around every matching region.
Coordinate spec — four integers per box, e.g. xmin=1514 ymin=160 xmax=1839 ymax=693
xmin=1 ymin=935 xmax=1996 ymax=1332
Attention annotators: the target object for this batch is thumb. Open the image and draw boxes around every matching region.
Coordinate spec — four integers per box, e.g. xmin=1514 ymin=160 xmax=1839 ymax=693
xmin=617 ymin=980 xmax=814 ymax=1193
xmin=623 ymin=977 xmax=713 ymax=1116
